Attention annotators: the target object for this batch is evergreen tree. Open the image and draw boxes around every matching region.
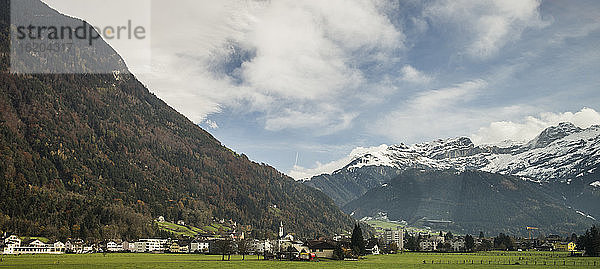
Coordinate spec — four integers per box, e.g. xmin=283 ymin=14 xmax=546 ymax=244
xmin=444 ymin=231 xmax=454 ymax=240
xmin=578 ymin=225 xmax=600 ymax=256
xmin=570 ymin=233 xmax=578 ymax=243
xmin=479 ymin=231 xmax=485 ymax=239
xmin=405 ymin=235 xmax=419 ymax=251
xmin=350 ymin=223 xmax=365 ymax=256
xmin=465 ymin=234 xmax=475 ymax=252
xmin=493 ymin=233 xmax=514 ymax=251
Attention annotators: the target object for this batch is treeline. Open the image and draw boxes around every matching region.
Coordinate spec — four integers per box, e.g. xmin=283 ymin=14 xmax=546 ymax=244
xmin=403 ymin=226 xmax=600 ymax=257
xmin=578 ymin=226 xmax=600 ymax=257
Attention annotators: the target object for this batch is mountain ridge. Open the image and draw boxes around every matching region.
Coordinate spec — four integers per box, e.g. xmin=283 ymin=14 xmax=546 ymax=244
xmin=304 ymin=122 xmax=600 ymax=234
xmin=306 ymin=122 xmax=600 ymax=187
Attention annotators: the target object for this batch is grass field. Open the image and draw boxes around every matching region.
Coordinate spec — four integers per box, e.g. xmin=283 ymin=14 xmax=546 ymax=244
xmin=363 ymin=219 xmax=433 ymax=236
xmin=1 ymin=251 xmax=599 ymax=268
xmin=156 ymin=221 xmax=233 ymax=237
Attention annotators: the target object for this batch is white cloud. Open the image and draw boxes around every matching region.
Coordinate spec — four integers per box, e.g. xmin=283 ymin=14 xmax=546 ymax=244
xmin=133 ymin=0 xmax=404 ymax=133
xmin=411 ymin=79 xmax=486 ymax=109
xmin=372 ymin=79 xmax=488 ymax=142
xmin=471 ymin=107 xmax=600 ymax=145
xmin=425 ymin=0 xmax=547 ymax=58
xmin=551 ymin=22 xmax=600 ymax=44
xmin=264 ymin=108 xmax=357 ymax=135
xmin=289 ymin=145 xmax=390 ymax=180
xmin=400 ymin=65 xmax=432 ymax=84
xmin=204 ymin=119 xmax=219 ymax=130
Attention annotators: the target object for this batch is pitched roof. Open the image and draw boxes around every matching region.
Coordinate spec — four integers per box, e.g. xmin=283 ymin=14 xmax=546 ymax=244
xmin=366 ymin=242 xmax=379 ymax=249
xmin=306 ymin=240 xmax=336 ymax=250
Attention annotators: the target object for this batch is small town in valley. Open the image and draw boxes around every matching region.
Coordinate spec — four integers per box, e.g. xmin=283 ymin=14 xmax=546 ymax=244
xmin=2 ymin=215 xmax=598 ymax=261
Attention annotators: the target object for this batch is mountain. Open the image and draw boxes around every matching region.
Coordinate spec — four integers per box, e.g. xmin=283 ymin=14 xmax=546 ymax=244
xmin=306 ymin=123 xmax=600 ymax=203
xmin=304 ymin=123 xmax=600 ymax=234
xmin=0 ymin=0 xmax=352 ymax=240
xmin=343 ymin=169 xmax=596 ymax=235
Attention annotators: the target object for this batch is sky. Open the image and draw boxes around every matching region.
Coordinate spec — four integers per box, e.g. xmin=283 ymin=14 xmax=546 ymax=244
xmin=42 ymin=0 xmax=600 ymax=179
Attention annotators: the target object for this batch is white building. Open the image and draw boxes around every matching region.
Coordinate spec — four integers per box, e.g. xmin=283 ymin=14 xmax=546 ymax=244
xmin=419 ymin=235 xmax=445 ymax=251
xmin=106 ymin=241 xmax=124 ymax=252
xmin=65 ymin=239 xmax=85 ymax=253
xmin=134 ymin=239 xmax=168 ymax=253
xmin=366 ymin=242 xmax=380 ymax=255
xmin=4 ymin=235 xmax=21 ymax=246
xmin=190 ymin=240 xmax=209 ymax=253
xmin=383 ymin=229 xmax=404 ymax=250
xmin=83 ymin=245 xmax=94 ymax=253
xmin=252 ymin=239 xmax=273 ymax=253
xmin=122 ymin=241 xmax=132 ymax=252
xmin=420 ymin=240 xmax=438 ymax=251
xmin=53 ymin=241 xmax=65 ymax=250
xmin=3 ymin=239 xmax=65 ymax=255
xmin=450 ymin=239 xmax=465 ymax=252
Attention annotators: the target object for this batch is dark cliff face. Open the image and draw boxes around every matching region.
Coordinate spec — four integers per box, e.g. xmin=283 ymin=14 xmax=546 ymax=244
xmin=0 ymin=0 xmax=352 ymax=240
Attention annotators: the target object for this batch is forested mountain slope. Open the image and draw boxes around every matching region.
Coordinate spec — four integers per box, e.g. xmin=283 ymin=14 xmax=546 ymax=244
xmin=343 ymin=169 xmax=597 ymax=235
xmin=0 ymin=0 xmax=352 ymax=240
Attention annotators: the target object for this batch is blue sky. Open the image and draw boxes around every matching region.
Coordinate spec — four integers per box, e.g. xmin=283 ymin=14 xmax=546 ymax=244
xmin=44 ymin=0 xmax=600 ymax=179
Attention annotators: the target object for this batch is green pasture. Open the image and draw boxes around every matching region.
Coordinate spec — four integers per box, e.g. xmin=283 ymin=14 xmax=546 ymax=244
xmin=1 ymin=251 xmax=598 ymax=268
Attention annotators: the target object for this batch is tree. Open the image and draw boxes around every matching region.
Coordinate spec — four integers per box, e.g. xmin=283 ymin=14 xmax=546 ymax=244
xmin=578 ymin=225 xmax=600 ymax=257
xmin=478 ymin=239 xmax=493 ymax=251
xmin=570 ymin=233 xmax=578 ymax=243
xmin=405 ymin=235 xmax=419 ymax=251
xmin=215 ymin=239 xmax=233 ymax=261
xmin=479 ymin=231 xmax=485 ymax=239
xmin=444 ymin=231 xmax=454 ymax=241
xmin=237 ymin=239 xmax=250 ymax=260
xmin=465 ymin=234 xmax=475 ymax=252
xmin=493 ymin=233 xmax=514 ymax=251
xmin=350 ymin=223 xmax=365 ymax=256
xmin=437 ymin=242 xmax=451 ymax=252
xmin=333 ymin=244 xmax=345 ymax=260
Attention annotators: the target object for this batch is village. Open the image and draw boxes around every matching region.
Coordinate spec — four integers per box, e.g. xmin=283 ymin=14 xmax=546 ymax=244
xmin=1 ymin=216 xmax=584 ymax=259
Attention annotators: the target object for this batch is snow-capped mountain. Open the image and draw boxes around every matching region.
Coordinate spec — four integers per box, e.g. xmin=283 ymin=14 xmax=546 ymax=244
xmin=327 ymin=122 xmax=600 ymax=183
xmin=304 ymin=122 xmax=600 ymax=207
xmin=303 ymin=122 xmax=600 ymax=234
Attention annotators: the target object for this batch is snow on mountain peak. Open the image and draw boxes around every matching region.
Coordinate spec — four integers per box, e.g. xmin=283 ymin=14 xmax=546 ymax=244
xmin=331 ymin=123 xmax=600 ymax=183
xmin=525 ymin=122 xmax=583 ymax=149
xmin=481 ymin=124 xmax=600 ymax=181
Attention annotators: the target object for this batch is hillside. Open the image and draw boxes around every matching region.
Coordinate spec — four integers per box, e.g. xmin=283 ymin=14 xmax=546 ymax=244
xmin=343 ymin=169 xmax=597 ymax=235
xmin=0 ymin=0 xmax=352 ymax=240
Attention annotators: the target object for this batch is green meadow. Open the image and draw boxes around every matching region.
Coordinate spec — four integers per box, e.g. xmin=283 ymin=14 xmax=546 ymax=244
xmin=1 ymin=251 xmax=599 ymax=268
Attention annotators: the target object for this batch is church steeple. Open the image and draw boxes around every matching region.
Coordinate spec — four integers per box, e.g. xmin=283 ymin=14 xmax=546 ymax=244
xmin=278 ymin=221 xmax=284 ymax=238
